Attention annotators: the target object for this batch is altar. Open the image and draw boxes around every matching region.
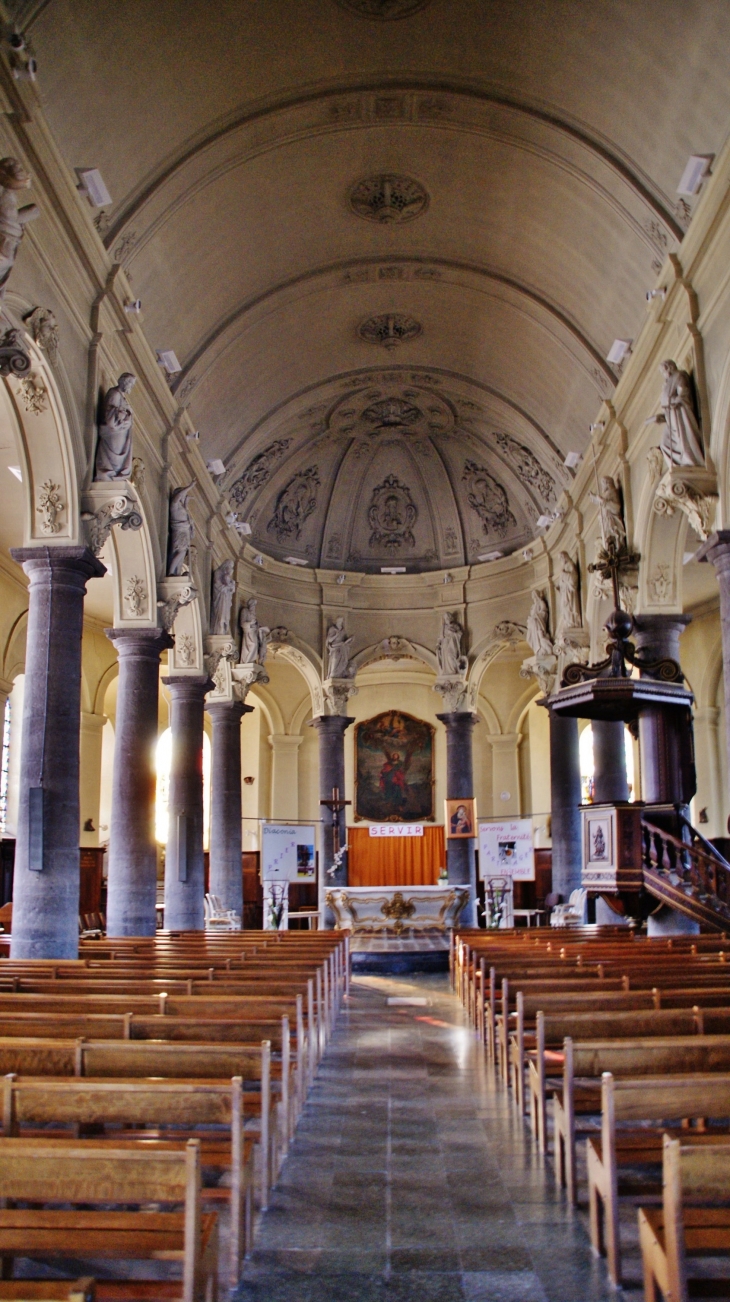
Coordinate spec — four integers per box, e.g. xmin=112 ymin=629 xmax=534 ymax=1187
xmin=326 ymin=884 xmax=470 ymax=972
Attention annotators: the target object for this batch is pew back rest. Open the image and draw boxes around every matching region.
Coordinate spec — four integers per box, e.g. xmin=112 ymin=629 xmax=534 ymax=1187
xmin=669 ymin=1134 xmax=730 ymax=1200
xmin=542 ymin=1010 xmax=697 ymax=1043
xmin=2 ymin=1076 xmax=239 ymax=1131
xmin=570 ymin=1036 xmax=730 ymax=1078
xmin=0 ymin=1134 xmax=200 ymax=1205
xmin=605 ymin=1071 xmax=730 ymax=1123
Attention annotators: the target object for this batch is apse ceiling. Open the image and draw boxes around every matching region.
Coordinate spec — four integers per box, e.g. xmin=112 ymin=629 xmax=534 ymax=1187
xmin=20 ymin=0 xmax=730 ymax=571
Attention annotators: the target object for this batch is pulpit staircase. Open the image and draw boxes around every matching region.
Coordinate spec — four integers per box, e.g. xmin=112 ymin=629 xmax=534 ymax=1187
xmin=641 ymin=812 xmax=730 ymax=932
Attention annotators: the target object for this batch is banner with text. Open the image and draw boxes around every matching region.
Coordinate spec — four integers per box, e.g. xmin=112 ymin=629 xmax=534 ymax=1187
xmin=369 ymin=824 xmax=424 ymax=838
xmin=478 ymin=819 xmax=535 ymax=880
xmin=262 ymin=824 xmax=317 ymax=881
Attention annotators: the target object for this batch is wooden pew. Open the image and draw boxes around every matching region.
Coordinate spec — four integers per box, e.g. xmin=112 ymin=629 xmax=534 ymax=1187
xmin=0 ymin=1286 xmax=95 ymax=1301
xmin=587 ymin=1070 xmax=730 ymax=1286
xmin=554 ymin=1035 xmax=730 ymax=1206
xmin=0 ymin=1136 xmax=217 ymax=1302
xmin=638 ymin=1135 xmax=730 ymax=1302
xmin=1 ymin=1075 xmax=253 ymax=1278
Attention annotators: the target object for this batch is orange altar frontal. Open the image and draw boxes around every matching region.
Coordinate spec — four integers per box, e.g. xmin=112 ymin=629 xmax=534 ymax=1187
xmin=347 ymin=824 xmax=445 ymax=887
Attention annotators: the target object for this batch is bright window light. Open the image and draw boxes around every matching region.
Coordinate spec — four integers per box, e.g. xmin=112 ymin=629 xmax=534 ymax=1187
xmin=579 ymin=724 xmax=635 ymax=803
xmin=155 ymin=727 xmax=211 ymax=849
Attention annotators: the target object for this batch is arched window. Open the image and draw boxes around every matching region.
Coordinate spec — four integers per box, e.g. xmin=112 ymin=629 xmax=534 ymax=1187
xmin=155 ymin=728 xmax=211 ymax=849
xmin=579 ymin=724 xmax=635 ymax=804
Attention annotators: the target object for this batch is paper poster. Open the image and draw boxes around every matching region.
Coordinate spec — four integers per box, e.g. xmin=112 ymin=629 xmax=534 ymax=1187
xmin=261 ymin=824 xmax=317 ymax=881
xmin=478 ymin=819 xmax=534 ymax=881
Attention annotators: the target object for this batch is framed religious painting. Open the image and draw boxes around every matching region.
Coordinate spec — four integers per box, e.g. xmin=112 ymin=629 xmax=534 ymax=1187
xmin=445 ymin=798 xmax=477 ymax=839
xmin=355 ymin=710 xmax=434 ymax=822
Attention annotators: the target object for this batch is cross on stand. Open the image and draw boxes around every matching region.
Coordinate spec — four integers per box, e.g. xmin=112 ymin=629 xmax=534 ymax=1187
xmin=320 ymin=786 xmax=351 ymax=855
xmin=587 ymin=536 xmax=640 ymax=613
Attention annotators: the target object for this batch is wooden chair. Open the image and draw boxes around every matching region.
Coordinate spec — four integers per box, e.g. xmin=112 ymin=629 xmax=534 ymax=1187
xmin=638 ymin=1135 xmax=730 ymax=1302
xmin=0 ymin=1136 xmax=217 ymax=1302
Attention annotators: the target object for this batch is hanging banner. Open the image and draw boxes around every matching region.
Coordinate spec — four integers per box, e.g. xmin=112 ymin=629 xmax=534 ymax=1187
xmin=478 ymin=819 xmax=535 ymax=881
xmin=369 ymin=824 xmax=424 ymax=837
xmin=261 ymin=824 xmax=317 ymax=881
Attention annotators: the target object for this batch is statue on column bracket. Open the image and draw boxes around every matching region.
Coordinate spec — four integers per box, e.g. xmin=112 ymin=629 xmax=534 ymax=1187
xmin=520 ymin=589 xmax=557 ymax=696
xmin=325 ymin=618 xmax=354 ymax=679
xmin=648 ymin=359 xmax=705 ymax=468
xmin=210 ymin=559 xmax=235 ymax=636
xmin=553 ymin=552 xmax=589 ymax=672
xmin=434 ymin=612 xmax=469 ymax=712
xmin=645 ymin=361 xmax=718 ymax=541
xmin=93 ymin=373 xmax=136 ymax=481
xmin=0 ymin=157 xmax=39 ymax=299
xmin=233 ymin=597 xmax=270 ymax=699
xmin=167 ymin=484 xmax=194 ymax=576
xmin=589 ymin=476 xmax=626 ymax=551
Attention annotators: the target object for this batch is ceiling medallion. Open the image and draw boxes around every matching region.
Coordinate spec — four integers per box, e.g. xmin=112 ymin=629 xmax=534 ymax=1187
xmin=358 ymin=314 xmax=422 ymax=351
xmin=349 ymin=174 xmax=429 ymax=224
xmin=335 ymin=0 xmax=431 ymax=18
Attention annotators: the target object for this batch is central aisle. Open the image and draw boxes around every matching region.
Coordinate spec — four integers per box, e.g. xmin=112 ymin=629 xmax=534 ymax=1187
xmin=235 ymin=973 xmax=613 ymax=1302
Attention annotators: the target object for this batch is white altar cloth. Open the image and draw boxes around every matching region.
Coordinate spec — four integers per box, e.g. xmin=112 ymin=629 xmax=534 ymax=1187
xmin=326 ymin=884 xmax=470 ymax=935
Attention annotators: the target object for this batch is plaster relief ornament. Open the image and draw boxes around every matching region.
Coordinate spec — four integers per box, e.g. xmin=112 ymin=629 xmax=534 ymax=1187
xmin=436 ymin=612 xmax=467 ymax=678
xmin=17 ymin=372 xmax=47 ymax=414
xmin=239 ymin=597 xmax=269 ymax=667
xmin=81 ymin=494 xmax=142 ymax=556
xmin=228 ymin=439 xmax=292 ymax=508
xmin=335 ymin=0 xmax=431 ymax=16
xmin=326 ymin=618 xmax=355 ymax=679
xmin=36 ymin=480 xmax=63 ymax=535
xmin=0 ymin=326 xmax=30 ymax=377
xmin=124 ymin=574 xmax=147 ymax=617
xmin=0 ymin=157 xmax=39 ymax=298
xmin=175 ymin=633 xmax=196 ymax=667
xmin=462 ymin=460 xmax=517 ymax=539
xmin=267 ymin=467 xmax=320 ymax=543
xmin=93 ymin=373 xmax=136 ymax=481
xmin=526 ymin=590 xmax=554 ymax=660
xmin=650 ymin=360 xmax=705 ymax=467
xmin=368 ymin=474 xmax=417 ymax=550
xmin=23 ymin=306 xmax=58 ymax=366
xmin=554 ymin=551 xmax=582 ymax=639
xmin=167 ymin=484 xmax=194 ymax=576
xmin=210 ymin=559 xmax=235 ymax=636
xmin=349 ymin=174 xmax=429 ymax=223
xmin=495 ymin=433 xmax=557 ymax=504
xmin=358 ymin=313 xmax=422 ymax=350
xmin=157 ymin=584 xmax=195 ymax=634
xmin=589 ymin=476 xmax=626 ymax=550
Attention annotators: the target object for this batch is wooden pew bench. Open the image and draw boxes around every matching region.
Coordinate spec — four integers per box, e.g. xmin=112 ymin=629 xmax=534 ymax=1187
xmin=553 ymin=1035 xmax=730 ymax=1206
xmin=1 ymin=1076 xmax=253 ymax=1278
xmin=0 ymin=1136 xmax=217 ymax=1302
xmin=0 ymin=1284 xmax=94 ymax=1301
xmin=638 ymin=1136 xmax=730 ymax=1302
xmin=588 ymin=1071 xmax=730 ymax=1286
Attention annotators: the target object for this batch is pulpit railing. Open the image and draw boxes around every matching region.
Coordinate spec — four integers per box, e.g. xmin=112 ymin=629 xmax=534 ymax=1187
xmin=641 ymin=819 xmax=730 ymax=925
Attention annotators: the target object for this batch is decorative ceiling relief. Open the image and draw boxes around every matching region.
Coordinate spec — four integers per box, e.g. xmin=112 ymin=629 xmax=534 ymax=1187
xmin=326 ymin=385 xmax=454 ymax=441
xmin=495 ymin=433 xmax=557 ymax=504
xmin=335 ymin=0 xmax=431 ymax=15
xmin=229 ymin=438 xmax=292 ymax=508
xmin=462 ymin=460 xmax=517 ymax=538
xmin=349 ymin=175 xmax=429 ymax=224
xmin=368 ymin=474 xmax=417 ymax=550
xmin=267 ymin=466 xmax=320 ymax=542
xmin=358 ymin=314 xmax=422 ymax=350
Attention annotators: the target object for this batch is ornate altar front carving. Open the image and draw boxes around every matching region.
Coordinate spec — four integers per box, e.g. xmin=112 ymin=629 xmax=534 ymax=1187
xmin=326 ymin=884 xmax=470 ymax=935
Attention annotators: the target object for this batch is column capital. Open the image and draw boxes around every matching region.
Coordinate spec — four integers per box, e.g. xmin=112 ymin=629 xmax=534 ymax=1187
xmin=11 ymin=544 xmax=106 ymax=584
xmin=162 ymin=673 xmax=214 ymax=700
xmin=106 ymin=626 xmax=173 ymax=659
xmin=436 ymin=710 xmax=478 ymax=731
xmin=268 ymin=732 xmax=304 ymax=753
xmin=487 ymin=731 xmax=521 ymax=751
xmin=695 ymin=530 xmax=730 ymax=571
xmin=309 ymin=714 xmax=355 ymax=737
xmin=206 ymin=697 xmax=252 ymax=723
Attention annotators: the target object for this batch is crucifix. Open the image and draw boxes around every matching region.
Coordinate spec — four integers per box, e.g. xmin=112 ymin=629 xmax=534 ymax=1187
xmin=587 ymin=535 xmax=640 ymax=612
xmin=320 ymin=786 xmax=351 ymax=855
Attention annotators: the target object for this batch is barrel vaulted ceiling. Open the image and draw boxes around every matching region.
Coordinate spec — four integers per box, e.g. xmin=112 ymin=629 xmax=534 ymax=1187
xmin=22 ymin=0 xmax=730 ymax=571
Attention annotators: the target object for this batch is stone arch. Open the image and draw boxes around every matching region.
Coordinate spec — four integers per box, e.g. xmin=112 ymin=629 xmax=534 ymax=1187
xmin=466 ymin=631 xmax=527 ymax=712
xmin=352 ymin=638 xmax=438 ymax=676
xmin=268 ymin=640 xmax=324 ymax=718
xmin=634 ymin=449 xmax=688 ymax=616
xmin=2 ymin=610 xmax=27 ymax=683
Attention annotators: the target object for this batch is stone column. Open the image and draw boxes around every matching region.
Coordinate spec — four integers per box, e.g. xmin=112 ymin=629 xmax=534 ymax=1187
xmin=79 ymin=712 xmax=106 ymax=847
xmin=548 ymin=708 xmax=582 ymax=900
xmin=436 ymin=711 xmax=478 ymax=927
xmin=269 ymin=734 xmax=304 ymax=820
xmin=162 ymin=674 xmax=212 ymax=931
xmin=206 ymin=698 xmax=252 ymax=920
xmin=633 ymin=614 xmax=693 ymax=806
xmin=9 ymin=546 xmax=106 ymax=959
xmin=693 ymin=706 xmax=722 ymax=836
xmin=592 ymin=720 xmax=629 ymax=804
xmin=697 ymin=534 xmax=730 ymax=816
xmin=105 ymin=629 xmax=172 ymax=937
xmin=310 ymin=715 xmax=354 ymax=888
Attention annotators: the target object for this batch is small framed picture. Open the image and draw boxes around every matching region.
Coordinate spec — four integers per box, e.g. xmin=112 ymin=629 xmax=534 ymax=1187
xmin=445 ymin=798 xmax=477 ymax=839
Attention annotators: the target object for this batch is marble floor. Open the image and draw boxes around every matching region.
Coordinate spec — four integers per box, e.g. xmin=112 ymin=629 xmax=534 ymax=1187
xmin=234 ymin=972 xmax=616 ymax=1302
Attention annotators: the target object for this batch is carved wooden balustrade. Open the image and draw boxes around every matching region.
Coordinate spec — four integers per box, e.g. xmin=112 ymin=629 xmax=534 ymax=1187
xmin=641 ymin=820 xmax=730 ymax=929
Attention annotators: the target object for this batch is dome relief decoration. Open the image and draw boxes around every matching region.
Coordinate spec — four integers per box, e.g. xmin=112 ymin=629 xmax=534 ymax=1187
xmin=349 ymin=174 xmax=429 ymax=224
xmin=358 ymin=313 xmax=422 ymax=350
xmin=367 ymin=474 xmax=417 ymax=551
xmin=228 ymin=438 xmax=291 ymax=509
xmin=462 ymin=460 xmax=517 ymax=539
xmin=495 ymin=433 xmax=557 ymax=505
xmin=335 ymin=0 xmax=431 ymax=16
xmin=327 ymin=385 xmax=453 ymax=441
xmin=266 ymin=466 xmax=320 ymax=543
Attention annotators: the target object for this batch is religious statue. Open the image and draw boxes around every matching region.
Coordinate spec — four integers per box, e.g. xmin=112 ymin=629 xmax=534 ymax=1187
xmin=526 ymin=590 xmax=553 ymax=659
xmin=239 ymin=597 xmax=269 ymax=666
xmin=167 ymin=483 xmax=194 ymax=576
xmin=654 ymin=359 xmax=705 ymax=467
xmin=589 ymin=475 xmax=626 ymax=550
xmin=210 ymin=559 xmax=235 ymax=636
xmin=93 ymin=373 xmax=136 ymax=481
xmin=325 ymin=618 xmax=353 ymax=679
xmin=0 ymin=157 xmax=39 ymax=298
xmin=554 ymin=551 xmax=582 ymax=637
xmin=436 ymin=612 xmax=467 ymax=677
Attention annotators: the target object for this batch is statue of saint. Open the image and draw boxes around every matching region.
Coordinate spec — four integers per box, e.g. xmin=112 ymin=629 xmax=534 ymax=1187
xmin=94 ymin=373 xmax=136 ymax=481
xmin=437 ymin=612 xmax=466 ymax=677
xmin=657 ymin=359 xmax=704 ymax=467
xmin=325 ymin=618 xmax=353 ymax=679
xmin=210 ymin=559 xmax=235 ymax=636
xmin=590 ymin=475 xmax=626 ymax=550
xmin=0 ymin=157 xmax=39 ymax=298
xmin=554 ymin=551 xmax=581 ymax=637
xmin=239 ymin=597 xmax=269 ymax=666
xmin=526 ymin=590 xmax=553 ymax=659
xmin=167 ymin=484 xmax=194 ymax=576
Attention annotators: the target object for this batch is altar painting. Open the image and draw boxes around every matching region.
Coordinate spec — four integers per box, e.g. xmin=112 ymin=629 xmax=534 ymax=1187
xmin=355 ymin=710 xmax=434 ymax=822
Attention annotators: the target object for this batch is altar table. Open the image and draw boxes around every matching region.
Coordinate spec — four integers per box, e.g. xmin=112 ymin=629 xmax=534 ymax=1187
xmin=325 ymin=884 xmax=470 ymax=935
